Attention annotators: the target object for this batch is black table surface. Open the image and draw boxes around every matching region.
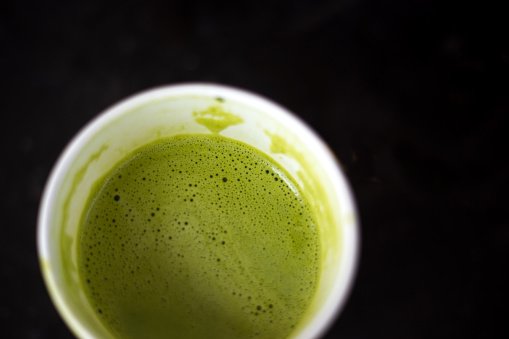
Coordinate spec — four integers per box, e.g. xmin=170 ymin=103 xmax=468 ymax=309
xmin=1 ymin=0 xmax=508 ymax=338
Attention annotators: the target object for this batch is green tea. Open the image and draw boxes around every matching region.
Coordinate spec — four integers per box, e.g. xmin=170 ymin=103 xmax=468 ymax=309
xmin=77 ymin=134 xmax=320 ymax=338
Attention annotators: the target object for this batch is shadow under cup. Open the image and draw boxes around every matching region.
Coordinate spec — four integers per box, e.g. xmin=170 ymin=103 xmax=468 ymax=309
xmin=37 ymin=84 xmax=359 ymax=339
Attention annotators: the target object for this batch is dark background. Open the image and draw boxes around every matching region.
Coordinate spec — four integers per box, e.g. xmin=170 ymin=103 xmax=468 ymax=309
xmin=1 ymin=0 xmax=508 ymax=338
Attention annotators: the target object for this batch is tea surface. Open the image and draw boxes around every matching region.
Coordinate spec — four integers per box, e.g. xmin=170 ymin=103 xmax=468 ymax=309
xmin=78 ymin=134 xmax=320 ymax=338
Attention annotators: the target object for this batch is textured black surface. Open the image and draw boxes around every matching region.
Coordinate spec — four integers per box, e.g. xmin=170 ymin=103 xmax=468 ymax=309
xmin=1 ymin=0 xmax=508 ymax=338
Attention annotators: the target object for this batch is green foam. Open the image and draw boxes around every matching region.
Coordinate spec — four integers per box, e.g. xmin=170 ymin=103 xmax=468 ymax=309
xmin=77 ymin=134 xmax=321 ymax=339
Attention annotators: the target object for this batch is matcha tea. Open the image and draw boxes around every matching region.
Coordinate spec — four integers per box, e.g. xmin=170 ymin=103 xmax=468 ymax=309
xmin=77 ymin=134 xmax=320 ymax=338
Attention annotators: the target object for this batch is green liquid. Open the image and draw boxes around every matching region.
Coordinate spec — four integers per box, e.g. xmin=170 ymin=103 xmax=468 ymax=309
xmin=77 ymin=134 xmax=320 ymax=339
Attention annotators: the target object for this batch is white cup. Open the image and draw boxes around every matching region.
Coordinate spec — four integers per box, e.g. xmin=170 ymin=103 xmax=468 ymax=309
xmin=37 ymin=83 xmax=360 ymax=339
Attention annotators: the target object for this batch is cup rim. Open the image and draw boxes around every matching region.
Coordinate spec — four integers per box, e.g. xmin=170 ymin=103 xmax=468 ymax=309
xmin=37 ymin=82 xmax=360 ymax=339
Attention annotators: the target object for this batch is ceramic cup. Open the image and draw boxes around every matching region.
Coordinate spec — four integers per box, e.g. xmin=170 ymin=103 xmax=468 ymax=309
xmin=37 ymin=83 xmax=360 ymax=338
